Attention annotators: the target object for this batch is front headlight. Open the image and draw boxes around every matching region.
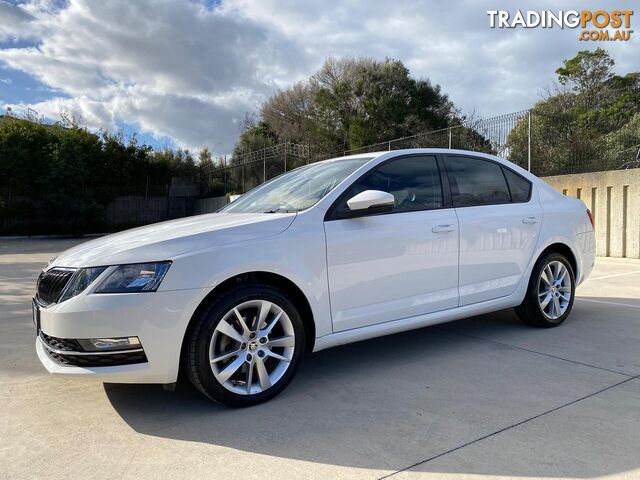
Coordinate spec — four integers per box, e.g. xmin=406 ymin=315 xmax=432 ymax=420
xmin=95 ymin=262 xmax=172 ymax=294
xmin=59 ymin=266 xmax=108 ymax=302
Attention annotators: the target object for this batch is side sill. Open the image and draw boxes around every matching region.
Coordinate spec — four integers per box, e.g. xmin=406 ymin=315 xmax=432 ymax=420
xmin=313 ymin=294 xmax=519 ymax=352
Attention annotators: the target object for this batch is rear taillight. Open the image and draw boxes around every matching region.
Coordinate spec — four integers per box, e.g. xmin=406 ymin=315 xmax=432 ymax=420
xmin=586 ymin=209 xmax=595 ymax=230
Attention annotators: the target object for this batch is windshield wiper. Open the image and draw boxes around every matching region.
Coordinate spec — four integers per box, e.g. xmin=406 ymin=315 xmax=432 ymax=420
xmin=263 ymin=209 xmax=298 ymax=213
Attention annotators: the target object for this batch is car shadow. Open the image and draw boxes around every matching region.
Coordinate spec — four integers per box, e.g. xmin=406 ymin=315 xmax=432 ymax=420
xmin=104 ymin=305 xmax=640 ymax=478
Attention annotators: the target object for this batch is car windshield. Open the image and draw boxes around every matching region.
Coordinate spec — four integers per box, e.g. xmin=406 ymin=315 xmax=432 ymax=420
xmin=221 ymin=157 xmax=372 ymax=213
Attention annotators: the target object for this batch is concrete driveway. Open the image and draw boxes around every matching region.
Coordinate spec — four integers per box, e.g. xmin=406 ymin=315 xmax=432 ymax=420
xmin=1 ymin=239 xmax=639 ymax=480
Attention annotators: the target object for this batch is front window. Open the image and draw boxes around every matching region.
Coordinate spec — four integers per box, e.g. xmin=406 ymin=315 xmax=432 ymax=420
xmin=336 ymin=155 xmax=443 ymax=214
xmin=221 ymin=157 xmax=372 ymax=213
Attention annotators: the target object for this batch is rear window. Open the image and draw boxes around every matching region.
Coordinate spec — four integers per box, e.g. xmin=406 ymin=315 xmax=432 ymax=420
xmin=445 ymin=156 xmax=511 ymax=207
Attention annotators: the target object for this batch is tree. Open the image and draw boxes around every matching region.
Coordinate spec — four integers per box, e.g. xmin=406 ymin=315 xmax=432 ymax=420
xmin=507 ymin=49 xmax=640 ymax=175
xmin=309 ymin=57 xmax=456 ymax=151
xmin=556 ymin=48 xmax=614 ymax=95
xmin=198 ymin=147 xmax=213 ymax=167
xmin=603 ymin=113 xmax=640 ymax=168
xmin=261 ymin=82 xmax=314 ymax=143
xmin=0 ymin=115 xmax=209 ymax=234
xmin=233 ymin=57 xmax=458 ymax=160
xmin=232 ymin=117 xmax=277 ymax=158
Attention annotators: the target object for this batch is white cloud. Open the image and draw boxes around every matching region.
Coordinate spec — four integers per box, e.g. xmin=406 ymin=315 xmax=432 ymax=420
xmin=225 ymin=0 xmax=639 ymax=115
xmin=0 ymin=1 xmax=35 ymax=41
xmin=0 ymin=0 xmax=308 ymax=152
xmin=1 ymin=0 xmax=638 ymax=153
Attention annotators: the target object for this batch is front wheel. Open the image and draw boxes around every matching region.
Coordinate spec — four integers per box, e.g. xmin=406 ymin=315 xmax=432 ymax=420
xmin=184 ymin=284 xmax=305 ymax=407
xmin=515 ymin=253 xmax=576 ymax=328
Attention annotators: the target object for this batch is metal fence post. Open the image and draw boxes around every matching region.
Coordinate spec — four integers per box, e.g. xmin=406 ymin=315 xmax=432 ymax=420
xmin=448 ymin=127 xmax=452 ymax=149
xmin=527 ymin=110 xmax=532 ymax=172
xmin=144 ymin=174 xmax=149 ymax=209
xmin=263 ymin=149 xmax=266 ymax=183
xmin=223 ymin=156 xmax=227 ymax=195
xmin=284 ymin=142 xmax=287 ymax=172
xmin=388 ymin=140 xmax=391 ymax=151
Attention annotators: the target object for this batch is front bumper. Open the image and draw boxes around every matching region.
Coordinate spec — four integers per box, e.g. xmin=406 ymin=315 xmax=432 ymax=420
xmin=35 ymin=287 xmax=209 ymax=384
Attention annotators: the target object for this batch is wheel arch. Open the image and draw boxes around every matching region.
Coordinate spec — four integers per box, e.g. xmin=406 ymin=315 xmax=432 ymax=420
xmin=180 ymin=271 xmax=316 ymax=365
xmin=536 ymin=242 xmax=579 ymax=279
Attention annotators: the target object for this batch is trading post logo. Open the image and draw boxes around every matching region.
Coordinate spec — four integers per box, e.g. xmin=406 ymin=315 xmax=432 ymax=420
xmin=487 ymin=10 xmax=634 ymax=42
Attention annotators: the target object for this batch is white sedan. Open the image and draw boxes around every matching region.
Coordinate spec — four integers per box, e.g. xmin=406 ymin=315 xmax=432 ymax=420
xmin=34 ymin=149 xmax=596 ymax=406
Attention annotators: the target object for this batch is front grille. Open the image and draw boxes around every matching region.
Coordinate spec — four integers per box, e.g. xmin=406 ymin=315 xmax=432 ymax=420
xmin=36 ymin=268 xmax=76 ymax=306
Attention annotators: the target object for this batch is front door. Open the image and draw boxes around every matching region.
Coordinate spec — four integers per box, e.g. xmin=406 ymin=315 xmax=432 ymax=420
xmin=324 ymin=155 xmax=459 ymax=332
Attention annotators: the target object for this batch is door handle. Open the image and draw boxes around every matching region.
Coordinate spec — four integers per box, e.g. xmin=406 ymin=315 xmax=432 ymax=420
xmin=432 ymin=224 xmax=456 ymax=234
xmin=522 ymin=216 xmax=539 ymax=225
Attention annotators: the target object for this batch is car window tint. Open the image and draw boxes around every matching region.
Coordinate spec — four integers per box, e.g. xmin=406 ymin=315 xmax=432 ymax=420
xmin=342 ymin=155 xmax=442 ymax=214
xmin=502 ymin=167 xmax=531 ymax=203
xmin=445 ymin=156 xmax=511 ymax=207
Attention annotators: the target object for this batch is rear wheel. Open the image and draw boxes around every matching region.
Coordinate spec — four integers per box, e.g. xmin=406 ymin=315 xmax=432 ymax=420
xmin=184 ymin=285 xmax=305 ymax=407
xmin=515 ymin=253 xmax=575 ymax=327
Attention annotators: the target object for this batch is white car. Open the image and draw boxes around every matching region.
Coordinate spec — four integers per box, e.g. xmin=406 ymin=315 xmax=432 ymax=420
xmin=34 ymin=149 xmax=596 ymax=406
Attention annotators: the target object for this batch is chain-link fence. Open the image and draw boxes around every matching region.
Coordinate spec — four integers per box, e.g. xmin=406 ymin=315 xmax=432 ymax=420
xmin=313 ymin=110 xmax=530 ymax=163
xmin=200 ymin=109 xmax=640 ymax=196
xmin=200 ymin=142 xmax=311 ymax=196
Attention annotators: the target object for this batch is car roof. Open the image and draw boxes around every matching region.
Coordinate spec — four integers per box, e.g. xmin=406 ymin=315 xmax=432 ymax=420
xmin=320 ymin=148 xmax=541 ymax=184
xmin=326 ymin=148 xmax=499 ymax=160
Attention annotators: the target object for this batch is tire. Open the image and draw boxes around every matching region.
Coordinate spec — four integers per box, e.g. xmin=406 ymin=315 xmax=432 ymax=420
xmin=183 ymin=284 xmax=305 ymax=407
xmin=515 ymin=252 xmax=576 ymax=328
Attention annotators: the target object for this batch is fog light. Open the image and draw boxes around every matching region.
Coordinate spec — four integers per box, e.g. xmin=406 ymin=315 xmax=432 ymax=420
xmin=78 ymin=337 xmax=141 ymax=352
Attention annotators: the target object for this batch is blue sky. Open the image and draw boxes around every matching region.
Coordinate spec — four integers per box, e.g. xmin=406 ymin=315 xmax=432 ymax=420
xmin=0 ymin=38 xmax=52 ymax=102
xmin=1 ymin=65 xmax=53 ymax=104
xmin=1 ymin=0 xmax=638 ymax=154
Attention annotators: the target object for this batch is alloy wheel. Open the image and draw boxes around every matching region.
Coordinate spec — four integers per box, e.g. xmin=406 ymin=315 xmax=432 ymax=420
xmin=208 ymin=299 xmax=295 ymax=395
xmin=537 ymin=260 xmax=572 ymax=320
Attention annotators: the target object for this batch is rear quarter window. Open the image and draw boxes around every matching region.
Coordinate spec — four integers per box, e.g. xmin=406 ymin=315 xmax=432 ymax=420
xmin=502 ymin=167 xmax=532 ymax=203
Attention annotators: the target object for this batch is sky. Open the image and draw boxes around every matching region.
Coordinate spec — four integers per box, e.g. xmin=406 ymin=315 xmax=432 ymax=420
xmin=0 ymin=0 xmax=638 ymax=154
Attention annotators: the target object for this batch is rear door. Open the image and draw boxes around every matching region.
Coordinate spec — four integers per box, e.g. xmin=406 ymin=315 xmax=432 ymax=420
xmin=443 ymin=154 xmax=542 ymax=305
xmin=324 ymin=155 xmax=459 ymax=332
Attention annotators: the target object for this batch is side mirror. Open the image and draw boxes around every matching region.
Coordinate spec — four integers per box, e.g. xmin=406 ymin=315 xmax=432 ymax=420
xmin=339 ymin=190 xmax=395 ymax=218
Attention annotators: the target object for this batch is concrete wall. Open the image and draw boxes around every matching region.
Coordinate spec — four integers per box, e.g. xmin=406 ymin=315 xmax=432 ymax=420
xmin=542 ymin=169 xmax=640 ymax=258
